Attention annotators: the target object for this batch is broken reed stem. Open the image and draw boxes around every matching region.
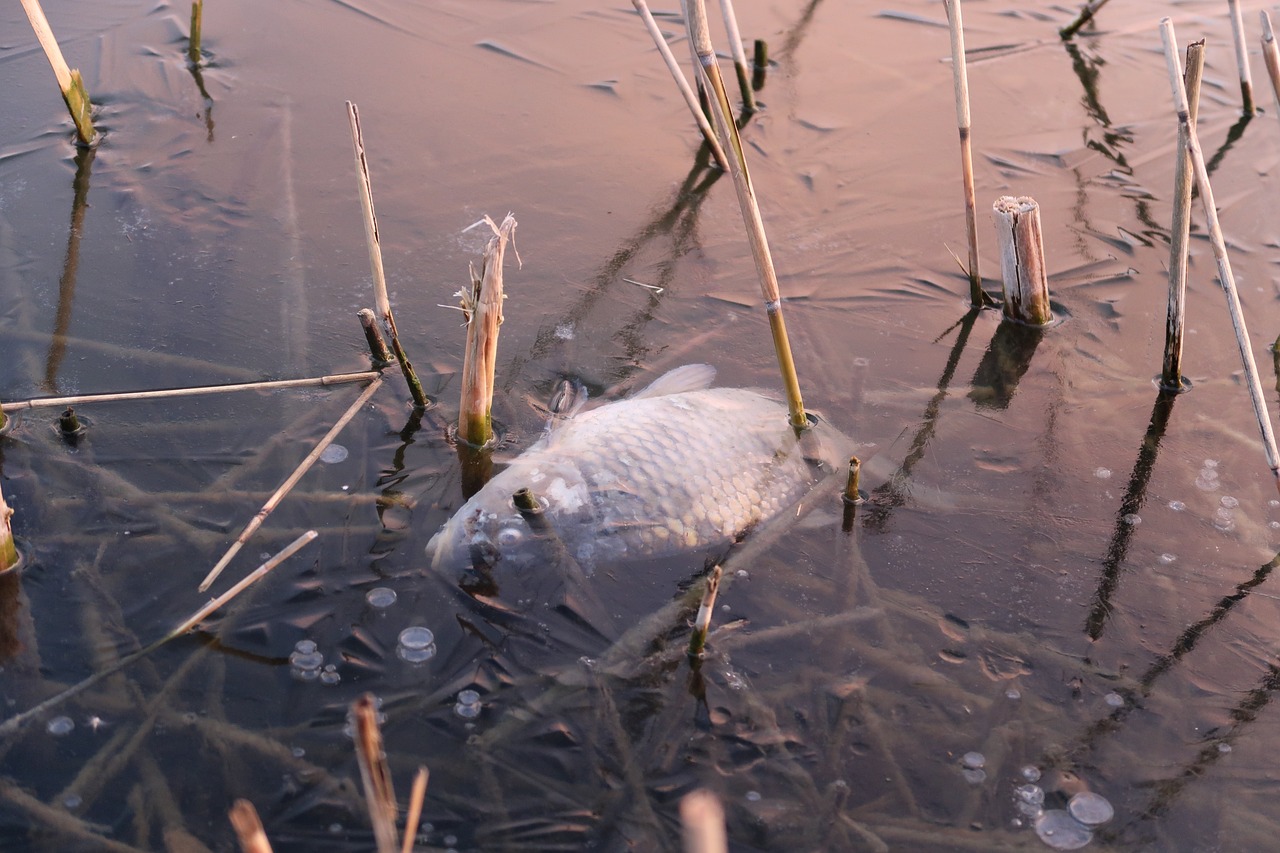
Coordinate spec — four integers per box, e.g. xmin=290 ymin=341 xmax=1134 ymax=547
xmin=352 ymin=694 xmax=399 ymax=853
xmin=0 ymin=480 xmax=18 ymax=574
xmin=197 ymin=377 xmax=383 ymax=591
xmin=0 ymin=371 xmax=380 ymax=413
xmin=1059 ymin=0 xmax=1112 ymax=39
xmin=188 ymin=0 xmax=203 ymax=66
xmin=0 ymin=532 xmax=317 ymax=738
xmin=992 ymin=196 xmax=1052 ymax=325
xmin=229 ymin=800 xmax=274 ymax=853
xmin=1161 ymin=18 xmax=1280 ymax=490
xmin=400 ymin=767 xmax=429 ymax=853
xmin=346 ymin=101 xmax=429 ymax=409
xmin=752 ymin=39 xmax=768 ymax=90
xmin=19 ymin=0 xmax=95 ymax=145
xmin=688 ymin=565 xmax=723 ymax=655
xmin=1228 ymin=0 xmax=1256 ymax=115
xmin=687 ymin=0 xmax=806 ymax=429
xmin=1262 ymin=12 xmax=1280 ymax=119
xmin=1163 ymin=40 xmax=1205 ymax=392
xmin=944 ymin=0 xmax=986 ymax=307
xmin=633 ymin=0 xmax=730 ymax=170
xmin=458 ymin=214 xmax=517 ymax=447
xmin=358 ymin=308 xmax=394 ymax=365
xmin=680 ymin=790 xmax=728 ymax=853
xmin=717 ymin=0 xmax=757 ymax=112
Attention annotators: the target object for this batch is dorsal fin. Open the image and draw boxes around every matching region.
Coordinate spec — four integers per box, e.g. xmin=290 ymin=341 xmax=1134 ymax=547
xmin=630 ymin=364 xmax=716 ymax=399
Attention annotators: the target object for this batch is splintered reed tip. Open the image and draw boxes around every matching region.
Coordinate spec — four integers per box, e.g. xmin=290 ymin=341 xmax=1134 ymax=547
xmin=688 ymin=565 xmax=723 ymax=656
xmin=19 ymin=0 xmax=95 ymax=145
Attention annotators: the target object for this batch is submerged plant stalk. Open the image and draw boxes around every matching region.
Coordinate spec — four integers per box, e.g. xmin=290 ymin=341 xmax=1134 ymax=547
xmin=944 ymin=0 xmax=987 ymax=307
xmin=688 ymin=565 xmax=723 ymax=655
xmin=680 ymin=789 xmax=728 ymax=853
xmin=458 ymin=214 xmax=517 ymax=447
xmin=1228 ymin=0 xmax=1256 ymax=114
xmin=1161 ymin=18 xmax=1280 ymax=490
xmin=19 ymin=0 xmax=95 ymax=145
xmin=352 ymin=694 xmax=399 ymax=853
xmin=229 ymin=800 xmax=274 ymax=853
xmin=1163 ymin=40 xmax=1205 ymax=391
xmin=687 ymin=0 xmax=806 ymax=429
xmin=400 ymin=767 xmax=429 ymax=853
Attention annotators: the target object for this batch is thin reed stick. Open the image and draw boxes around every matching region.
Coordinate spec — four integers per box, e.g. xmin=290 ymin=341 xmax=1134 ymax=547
xmin=197 ymin=377 xmax=382 ymax=591
xmin=400 ymin=767 xmax=429 ymax=853
xmin=687 ymin=0 xmax=807 ymax=429
xmin=346 ymin=102 xmax=429 ymax=409
xmin=0 ymin=532 xmax=317 ymax=738
xmin=752 ymin=38 xmax=768 ymax=90
xmin=1163 ymin=40 xmax=1205 ymax=392
xmin=679 ymin=0 xmax=712 ymax=118
xmin=0 ymin=480 xmax=17 ymax=573
xmin=1228 ymin=0 xmax=1256 ymax=114
xmin=1262 ymin=12 xmax=1280 ymax=118
xmin=717 ymin=0 xmax=757 ymax=112
xmin=688 ymin=565 xmax=723 ymax=655
xmin=358 ymin=308 xmax=394 ymax=365
xmin=633 ymin=0 xmax=730 ymax=170
xmin=229 ymin=800 xmax=274 ymax=853
xmin=0 ymin=371 xmax=380 ymax=413
xmin=1060 ymin=0 xmax=1112 ymax=39
xmin=680 ymin=790 xmax=728 ymax=853
xmin=19 ymin=0 xmax=95 ymax=145
xmin=1161 ymin=18 xmax=1280 ymax=490
xmin=944 ymin=0 xmax=987 ymax=307
xmin=458 ymin=215 xmax=516 ymax=447
xmin=188 ymin=0 xmax=203 ymax=66
xmin=352 ymin=694 xmax=399 ymax=853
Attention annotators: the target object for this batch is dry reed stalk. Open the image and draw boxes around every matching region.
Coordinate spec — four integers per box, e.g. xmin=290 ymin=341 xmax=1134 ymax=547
xmin=0 ymin=371 xmax=381 ymax=413
xmin=229 ymin=800 xmax=274 ymax=853
xmin=188 ymin=0 xmax=203 ymax=65
xmin=0 ymin=480 xmax=17 ymax=573
xmin=1262 ymin=12 xmax=1280 ymax=118
xmin=346 ymin=101 xmax=429 ymax=409
xmin=358 ymin=308 xmax=394 ymax=365
xmin=842 ymin=454 xmax=862 ymax=531
xmin=943 ymin=0 xmax=987 ymax=307
xmin=197 ymin=377 xmax=382 ymax=591
xmin=1160 ymin=18 xmax=1280 ymax=490
xmin=680 ymin=790 xmax=728 ymax=853
xmin=752 ymin=39 xmax=768 ymax=90
xmin=991 ymin=196 xmax=1052 ymax=325
xmin=688 ymin=565 xmax=723 ymax=655
xmin=458 ymin=214 xmax=517 ymax=447
xmin=352 ymin=694 xmax=399 ymax=853
xmin=1163 ymin=40 xmax=1205 ymax=391
xmin=687 ymin=0 xmax=807 ymax=429
xmin=717 ymin=0 xmax=756 ymax=112
xmin=400 ymin=767 xmax=429 ymax=853
xmin=1059 ymin=0 xmax=1111 ymax=39
xmin=19 ymin=0 xmax=94 ymax=145
xmin=1228 ymin=0 xmax=1256 ymax=114
xmin=633 ymin=0 xmax=730 ymax=170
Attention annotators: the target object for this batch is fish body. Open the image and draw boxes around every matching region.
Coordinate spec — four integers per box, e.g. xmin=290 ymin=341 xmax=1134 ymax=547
xmin=428 ymin=365 xmax=848 ymax=575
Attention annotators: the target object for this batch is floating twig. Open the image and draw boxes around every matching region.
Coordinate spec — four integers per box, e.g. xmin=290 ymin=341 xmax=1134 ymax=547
xmin=197 ymin=377 xmax=382 ymax=591
xmin=717 ymin=0 xmax=756 ymax=112
xmin=358 ymin=308 xmax=394 ymax=366
xmin=688 ymin=565 xmax=723 ymax=656
xmin=1262 ymin=12 xmax=1280 ymax=119
xmin=352 ymin=694 xmax=399 ymax=853
xmin=1160 ymin=18 xmax=1280 ymax=490
xmin=1 ymin=371 xmax=381 ymax=413
xmin=943 ymin=0 xmax=989 ymax=307
xmin=229 ymin=800 xmax=274 ymax=853
xmin=458 ymin=214 xmax=517 ymax=447
xmin=680 ymin=789 xmax=728 ymax=853
xmin=1163 ymin=40 xmax=1205 ymax=392
xmin=687 ymin=0 xmax=807 ymax=429
xmin=991 ymin=196 xmax=1052 ymax=325
xmin=632 ymin=0 xmax=730 ymax=170
xmin=1228 ymin=0 xmax=1256 ymax=114
xmin=19 ymin=0 xmax=95 ymax=145
xmin=1059 ymin=0 xmax=1111 ymax=39
xmin=346 ymin=101 xmax=429 ymax=409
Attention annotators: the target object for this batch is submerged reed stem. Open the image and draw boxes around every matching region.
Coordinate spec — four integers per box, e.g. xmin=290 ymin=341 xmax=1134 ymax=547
xmin=346 ymin=101 xmax=429 ymax=409
xmin=1228 ymin=0 xmax=1256 ymax=114
xmin=943 ymin=0 xmax=987 ymax=307
xmin=458 ymin=214 xmax=517 ymax=447
xmin=229 ymin=800 xmax=274 ymax=853
xmin=1161 ymin=18 xmax=1280 ymax=490
xmin=687 ymin=0 xmax=806 ymax=429
xmin=400 ymin=767 xmax=429 ymax=853
xmin=19 ymin=0 xmax=95 ymax=145
xmin=352 ymin=694 xmax=399 ymax=853
xmin=688 ymin=565 xmax=723 ymax=655
xmin=1163 ymin=40 xmax=1205 ymax=392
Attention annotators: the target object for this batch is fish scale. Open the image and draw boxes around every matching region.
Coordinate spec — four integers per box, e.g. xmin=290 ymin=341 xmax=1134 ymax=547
xmin=428 ymin=365 xmax=849 ymax=575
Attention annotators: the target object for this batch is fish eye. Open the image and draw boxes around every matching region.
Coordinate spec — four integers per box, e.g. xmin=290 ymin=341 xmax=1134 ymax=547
xmin=496 ymin=527 xmax=524 ymax=547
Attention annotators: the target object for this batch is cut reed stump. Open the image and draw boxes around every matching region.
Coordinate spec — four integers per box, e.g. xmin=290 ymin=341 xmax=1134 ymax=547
xmin=1228 ymin=0 xmax=1256 ymax=115
xmin=19 ymin=0 xmax=95 ymax=146
xmin=1161 ymin=18 xmax=1280 ymax=491
xmin=992 ymin=197 xmax=1052 ymax=325
xmin=1162 ymin=40 xmax=1205 ymax=392
xmin=458 ymin=214 xmax=517 ymax=448
xmin=188 ymin=0 xmax=204 ymax=66
xmin=943 ymin=0 xmax=989 ymax=307
xmin=0 ymin=480 xmax=18 ymax=574
xmin=358 ymin=308 xmax=394 ymax=366
xmin=752 ymin=39 xmax=768 ymax=91
xmin=688 ymin=565 xmax=723 ymax=656
xmin=1262 ymin=12 xmax=1280 ymax=118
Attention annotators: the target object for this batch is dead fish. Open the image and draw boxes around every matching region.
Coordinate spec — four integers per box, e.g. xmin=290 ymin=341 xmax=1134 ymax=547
xmin=428 ymin=365 xmax=849 ymax=575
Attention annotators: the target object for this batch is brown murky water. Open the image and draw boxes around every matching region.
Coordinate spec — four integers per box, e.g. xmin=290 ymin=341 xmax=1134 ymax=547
xmin=5 ymin=0 xmax=1280 ymax=849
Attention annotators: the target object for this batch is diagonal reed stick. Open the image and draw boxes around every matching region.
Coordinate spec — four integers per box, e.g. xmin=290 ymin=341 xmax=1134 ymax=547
xmin=687 ymin=0 xmax=807 ymax=429
xmin=1060 ymin=0 xmax=1111 ymax=39
xmin=1162 ymin=40 xmax=1204 ymax=392
xmin=347 ymin=102 xmax=429 ymax=409
xmin=633 ymin=0 xmax=730 ymax=170
xmin=400 ymin=767 xmax=429 ymax=853
xmin=943 ymin=0 xmax=989 ymax=308
xmin=352 ymin=694 xmax=399 ymax=853
xmin=717 ymin=0 xmax=757 ymax=112
xmin=197 ymin=377 xmax=382 ymax=591
xmin=1160 ymin=18 xmax=1280 ymax=491
xmin=1262 ymin=12 xmax=1280 ymax=119
xmin=1 ymin=371 xmax=381 ymax=413
xmin=19 ymin=0 xmax=95 ymax=145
